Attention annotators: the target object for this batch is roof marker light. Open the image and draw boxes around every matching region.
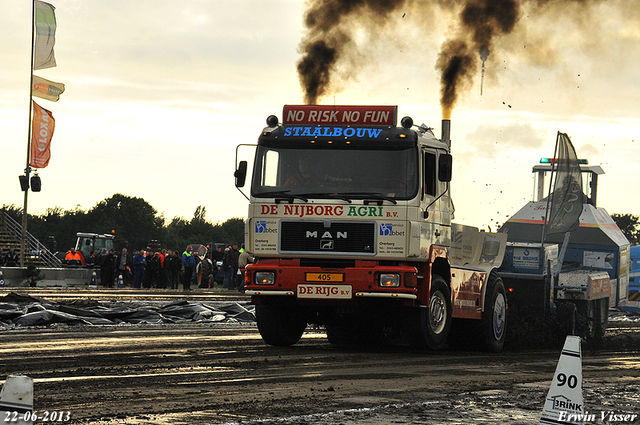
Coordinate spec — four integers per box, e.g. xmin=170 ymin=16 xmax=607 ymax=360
xmin=401 ymin=116 xmax=413 ymax=129
xmin=266 ymin=115 xmax=279 ymax=127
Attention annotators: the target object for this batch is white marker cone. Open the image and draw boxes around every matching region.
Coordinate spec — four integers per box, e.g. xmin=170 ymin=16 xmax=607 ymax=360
xmin=0 ymin=375 xmax=34 ymax=425
xmin=540 ymin=335 xmax=584 ymax=425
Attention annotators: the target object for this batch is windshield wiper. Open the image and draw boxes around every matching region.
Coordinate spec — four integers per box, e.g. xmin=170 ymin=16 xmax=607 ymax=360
xmin=260 ymin=190 xmax=309 ymax=203
xmin=296 ymin=192 xmax=353 ymax=203
xmin=341 ymin=192 xmax=398 ymax=205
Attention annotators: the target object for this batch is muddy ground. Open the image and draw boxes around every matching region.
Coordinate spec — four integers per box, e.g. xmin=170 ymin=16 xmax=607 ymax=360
xmin=1 ymin=289 xmax=639 ymax=425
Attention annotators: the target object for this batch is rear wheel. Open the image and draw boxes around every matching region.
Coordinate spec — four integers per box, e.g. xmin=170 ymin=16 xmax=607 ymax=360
xmin=478 ymin=272 xmax=507 ymax=352
xmin=255 ymin=304 xmax=306 ymax=346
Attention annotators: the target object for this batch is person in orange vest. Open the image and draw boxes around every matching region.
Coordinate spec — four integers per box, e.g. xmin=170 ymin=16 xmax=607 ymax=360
xmin=63 ymin=248 xmax=74 ymax=263
xmin=64 ymin=248 xmax=86 ymax=266
xmin=73 ymin=249 xmax=86 ymax=266
xmin=157 ymin=249 xmax=166 ymax=288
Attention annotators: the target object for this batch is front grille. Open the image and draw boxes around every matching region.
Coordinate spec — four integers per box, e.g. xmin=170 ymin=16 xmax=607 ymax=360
xmin=280 ymin=221 xmax=375 ymax=255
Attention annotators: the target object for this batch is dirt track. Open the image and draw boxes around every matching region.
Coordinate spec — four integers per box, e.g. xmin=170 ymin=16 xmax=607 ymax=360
xmin=1 ymin=290 xmax=639 ymax=425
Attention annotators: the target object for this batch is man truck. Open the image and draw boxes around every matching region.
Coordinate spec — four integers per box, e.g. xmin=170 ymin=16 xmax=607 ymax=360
xmin=234 ymin=105 xmax=508 ymax=351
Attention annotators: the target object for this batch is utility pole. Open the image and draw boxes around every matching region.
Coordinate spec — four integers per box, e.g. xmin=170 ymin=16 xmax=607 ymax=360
xmin=20 ymin=0 xmax=37 ymax=267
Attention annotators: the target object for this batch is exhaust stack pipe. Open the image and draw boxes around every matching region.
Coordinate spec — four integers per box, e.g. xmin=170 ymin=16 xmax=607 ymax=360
xmin=441 ymin=119 xmax=451 ymax=143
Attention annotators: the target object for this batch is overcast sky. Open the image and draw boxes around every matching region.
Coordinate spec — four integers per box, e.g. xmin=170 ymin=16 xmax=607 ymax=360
xmin=1 ymin=0 xmax=639 ymax=232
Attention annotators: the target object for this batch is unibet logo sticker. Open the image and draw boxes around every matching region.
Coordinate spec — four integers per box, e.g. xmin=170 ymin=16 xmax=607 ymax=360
xmin=380 ymin=223 xmax=405 ymax=237
xmin=255 ymin=221 xmax=277 ymax=234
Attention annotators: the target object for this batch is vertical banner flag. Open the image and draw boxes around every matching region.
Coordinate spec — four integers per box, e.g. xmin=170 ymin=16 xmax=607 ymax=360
xmin=546 ymin=132 xmax=583 ymax=236
xmin=34 ymin=0 xmax=57 ymax=70
xmin=32 ymin=75 xmax=65 ymax=101
xmin=30 ymin=101 xmax=55 ymax=169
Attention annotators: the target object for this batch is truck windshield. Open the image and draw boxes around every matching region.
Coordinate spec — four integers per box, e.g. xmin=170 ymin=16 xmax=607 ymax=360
xmin=251 ymin=145 xmax=418 ymax=200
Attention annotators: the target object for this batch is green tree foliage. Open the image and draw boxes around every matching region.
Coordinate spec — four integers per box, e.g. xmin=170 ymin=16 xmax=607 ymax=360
xmin=611 ymin=213 xmax=640 ymax=245
xmin=2 ymin=204 xmax=88 ymax=252
xmin=1 ymin=204 xmax=25 ymax=232
xmin=87 ymin=194 xmax=164 ymax=250
xmin=162 ymin=216 xmax=190 ymax=252
xmin=218 ymin=218 xmax=245 ymax=245
xmin=2 ymin=196 xmax=244 ymax=255
xmin=161 ymin=207 xmax=245 ymax=251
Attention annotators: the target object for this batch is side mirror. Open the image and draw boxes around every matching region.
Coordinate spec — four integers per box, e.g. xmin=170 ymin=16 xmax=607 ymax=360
xmin=234 ymin=161 xmax=248 ymax=188
xmin=438 ymin=154 xmax=452 ymax=182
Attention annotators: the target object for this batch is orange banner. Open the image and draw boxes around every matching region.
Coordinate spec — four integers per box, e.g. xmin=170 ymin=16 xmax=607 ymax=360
xmin=30 ymin=101 xmax=55 ymax=169
xmin=32 ymin=75 xmax=65 ymax=102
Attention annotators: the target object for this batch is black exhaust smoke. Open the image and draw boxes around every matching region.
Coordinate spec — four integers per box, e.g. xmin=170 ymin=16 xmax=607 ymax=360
xmin=438 ymin=0 xmax=519 ymax=118
xmin=297 ymin=0 xmax=406 ymax=105
xmin=297 ymin=0 xmax=615 ymax=115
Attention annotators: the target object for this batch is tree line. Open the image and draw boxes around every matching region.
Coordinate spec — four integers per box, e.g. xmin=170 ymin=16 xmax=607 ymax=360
xmin=3 ymin=195 xmax=637 ymax=257
xmin=611 ymin=213 xmax=640 ymax=245
xmin=2 ymin=194 xmax=244 ymax=255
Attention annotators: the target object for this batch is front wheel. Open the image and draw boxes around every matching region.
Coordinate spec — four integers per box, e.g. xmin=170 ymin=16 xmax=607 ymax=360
xmin=403 ymin=275 xmax=452 ymax=350
xmin=255 ymin=304 xmax=306 ymax=346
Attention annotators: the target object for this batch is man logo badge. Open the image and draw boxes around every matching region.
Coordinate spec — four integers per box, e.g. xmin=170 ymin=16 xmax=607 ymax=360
xmin=321 ymin=240 xmax=334 ymax=250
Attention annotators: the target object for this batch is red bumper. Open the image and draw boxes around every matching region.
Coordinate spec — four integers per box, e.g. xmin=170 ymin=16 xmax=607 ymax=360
xmin=244 ymin=258 xmax=418 ymax=302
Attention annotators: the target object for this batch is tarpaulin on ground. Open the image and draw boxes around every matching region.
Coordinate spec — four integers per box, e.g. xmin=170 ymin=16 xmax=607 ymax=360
xmin=0 ymin=293 xmax=255 ymax=328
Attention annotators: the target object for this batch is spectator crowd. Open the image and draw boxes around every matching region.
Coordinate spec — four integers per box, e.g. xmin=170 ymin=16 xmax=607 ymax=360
xmin=1 ymin=242 xmax=254 ymax=292
xmin=87 ymin=243 xmax=252 ymax=291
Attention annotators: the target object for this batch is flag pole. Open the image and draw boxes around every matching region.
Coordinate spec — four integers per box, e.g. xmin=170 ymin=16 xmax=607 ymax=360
xmin=21 ymin=0 xmax=37 ymax=267
xmin=540 ymin=131 xmax=560 ymax=246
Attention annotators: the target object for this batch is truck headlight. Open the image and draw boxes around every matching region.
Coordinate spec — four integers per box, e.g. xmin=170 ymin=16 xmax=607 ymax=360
xmin=254 ymin=271 xmax=275 ymax=285
xmin=379 ymin=273 xmax=400 ymax=287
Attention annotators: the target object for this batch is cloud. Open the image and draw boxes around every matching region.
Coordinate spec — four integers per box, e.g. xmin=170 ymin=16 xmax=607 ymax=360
xmin=462 ymin=122 xmax=544 ymax=157
xmin=579 ymin=142 xmax=601 ymax=159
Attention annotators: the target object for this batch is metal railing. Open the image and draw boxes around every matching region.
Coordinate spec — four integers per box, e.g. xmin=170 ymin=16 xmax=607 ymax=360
xmin=0 ymin=209 xmax=62 ymax=268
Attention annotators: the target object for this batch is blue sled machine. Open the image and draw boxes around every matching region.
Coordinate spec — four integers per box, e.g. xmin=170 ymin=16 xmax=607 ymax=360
xmin=499 ymin=159 xmax=630 ymax=341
